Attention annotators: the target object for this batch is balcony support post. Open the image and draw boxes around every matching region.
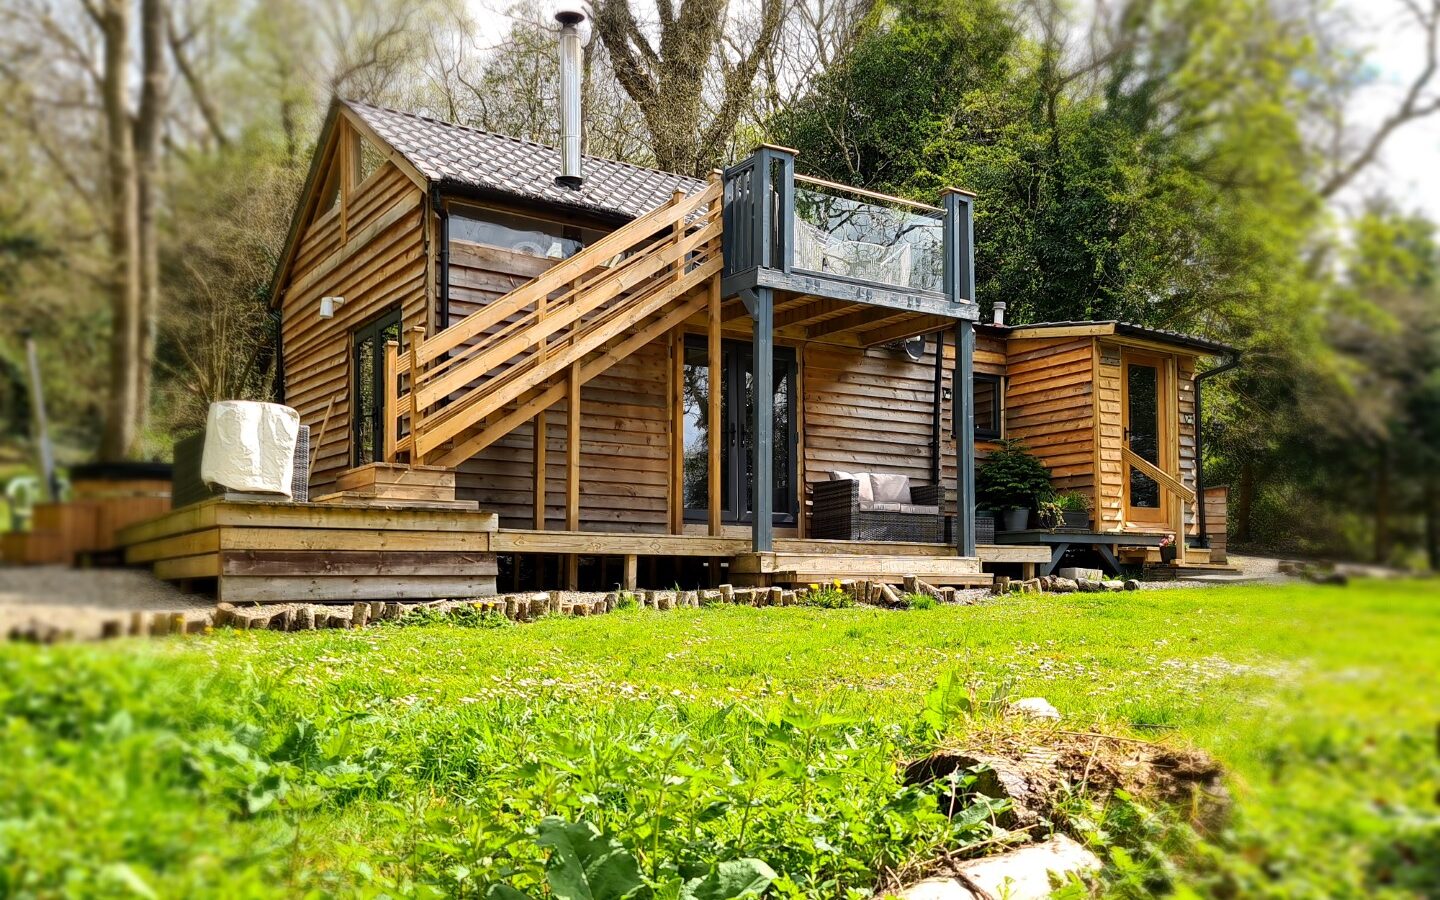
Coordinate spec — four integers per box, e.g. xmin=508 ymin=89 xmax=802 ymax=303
xmin=945 ymin=189 xmax=977 ymax=557
xmin=750 ymin=285 xmax=774 ymax=553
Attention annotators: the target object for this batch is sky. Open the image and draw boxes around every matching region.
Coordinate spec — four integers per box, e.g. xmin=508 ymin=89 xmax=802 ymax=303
xmin=1333 ymin=0 xmax=1440 ymax=221
xmin=470 ymin=0 xmax=1440 ymax=221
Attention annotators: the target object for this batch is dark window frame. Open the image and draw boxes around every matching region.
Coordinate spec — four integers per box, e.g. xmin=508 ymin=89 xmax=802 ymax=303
xmin=447 ymin=203 xmax=605 ymax=262
xmin=973 ymin=373 xmax=1003 ymax=441
xmin=681 ymin=334 xmax=799 ymax=526
xmin=351 ymin=307 xmax=403 ymax=468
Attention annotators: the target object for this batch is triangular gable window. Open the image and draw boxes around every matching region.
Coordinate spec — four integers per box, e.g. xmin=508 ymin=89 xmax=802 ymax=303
xmin=357 ymin=136 xmax=384 ymax=185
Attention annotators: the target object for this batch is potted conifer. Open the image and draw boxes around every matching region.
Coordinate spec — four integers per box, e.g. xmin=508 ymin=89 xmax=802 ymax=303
xmin=976 ymin=440 xmax=1053 ymax=532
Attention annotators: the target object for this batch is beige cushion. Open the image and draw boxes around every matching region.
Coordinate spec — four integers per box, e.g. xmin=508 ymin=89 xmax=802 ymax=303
xmin=900 ymin=504 xmax=940 ymax=515
xmin=830 ymin=469 xmax=873 ymax=503
xmin=869 ymin=472 xmax=912 ymax=504
xmin=861 ymin=501 xmax=904 ymax=512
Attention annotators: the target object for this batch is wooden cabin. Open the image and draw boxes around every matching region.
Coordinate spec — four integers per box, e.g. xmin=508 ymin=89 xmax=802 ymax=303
xmin=971 ymin=321 xmax=1235 ymax=570
xmin=116 ymin=100 xmax=1234 ymax=602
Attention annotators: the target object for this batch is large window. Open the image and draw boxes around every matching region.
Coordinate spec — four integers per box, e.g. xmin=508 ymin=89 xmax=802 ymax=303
xmin=681 ymin=337 xmax=797 ymax=525
xmin=450 ymin=206 xmax=604 ymax=261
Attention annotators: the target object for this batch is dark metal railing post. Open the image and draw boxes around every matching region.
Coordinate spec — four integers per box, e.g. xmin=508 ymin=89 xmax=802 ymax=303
xmin=751 ymin=286 xmax=774 ymax=552
xmin=722 ymin=146 xmax=795 ymax=280
xmin=944 ymin=189 xmax=977 ymax=557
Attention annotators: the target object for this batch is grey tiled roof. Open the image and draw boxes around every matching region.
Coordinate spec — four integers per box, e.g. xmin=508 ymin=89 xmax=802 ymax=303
xmin=345 ymin=99 xmax=705 ymax=220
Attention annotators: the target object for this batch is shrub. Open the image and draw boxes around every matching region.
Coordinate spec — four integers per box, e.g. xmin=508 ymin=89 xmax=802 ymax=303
xmin=902 ymin=593 xmax=938 ymax=610
xmin=613 ymin=591 xmax=639 ymax=611
xmin=802 ymin=586 xmax=854 ymax=608
xmin=976 ymin=439 xmax=1052 ymax=511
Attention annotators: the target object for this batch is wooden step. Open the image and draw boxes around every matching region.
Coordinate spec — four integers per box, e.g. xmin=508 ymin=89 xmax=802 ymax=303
xmin=769 ymin=571 xmax=993 ymax=588
xmin=310 ymin=490 xmax=480 ymax=511
xmin=335 ymin=463 xmax=456 ymax=493
xmin=732 ymin=552 xmax=991 ymax=587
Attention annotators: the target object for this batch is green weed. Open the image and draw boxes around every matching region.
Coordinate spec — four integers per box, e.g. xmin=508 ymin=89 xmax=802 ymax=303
xmin=801 ymin=586 xmax=853 ymax=608
xmin=901 ymin=592 xmax=938 ymax=610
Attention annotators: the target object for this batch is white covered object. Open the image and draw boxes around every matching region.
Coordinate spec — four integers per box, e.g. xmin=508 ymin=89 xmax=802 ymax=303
xmin=201 ymin=401 xmax=301 ymax=497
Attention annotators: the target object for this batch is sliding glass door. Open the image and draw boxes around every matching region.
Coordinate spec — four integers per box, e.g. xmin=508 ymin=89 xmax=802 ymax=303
xmin=681 ymin=337 xmax=797 ymax=525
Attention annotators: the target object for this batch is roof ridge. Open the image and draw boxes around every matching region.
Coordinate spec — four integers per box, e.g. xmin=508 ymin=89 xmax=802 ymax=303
xmin=340 ymin=97 xmax=705 ymax=186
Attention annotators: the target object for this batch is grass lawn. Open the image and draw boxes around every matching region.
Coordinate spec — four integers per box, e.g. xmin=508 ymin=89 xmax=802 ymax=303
xmin=1 ymin=580 xmax=1436 ymax=898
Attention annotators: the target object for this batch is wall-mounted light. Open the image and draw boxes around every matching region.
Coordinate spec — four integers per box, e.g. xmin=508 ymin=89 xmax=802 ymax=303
xmin=884 ymin=335 xmax=927 ymax=363
xmin=319 ymin=296 xmax=345 ymax=319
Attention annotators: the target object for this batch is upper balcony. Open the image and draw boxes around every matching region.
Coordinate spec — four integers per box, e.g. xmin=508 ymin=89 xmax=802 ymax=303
xmin=719 ymin=145 xmax=979 ymax=339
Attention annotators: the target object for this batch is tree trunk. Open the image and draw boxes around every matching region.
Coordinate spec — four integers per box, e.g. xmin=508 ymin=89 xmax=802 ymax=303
xmin=134 ymin=0 xmax=169 ymax=446
xmin=99 ymin=0 xmax=142 ymax=463
xmin=1374 ymin=441 xmax=1391 ymax=564
xmin=1234 ymin=458 xmax=1255 ymax=544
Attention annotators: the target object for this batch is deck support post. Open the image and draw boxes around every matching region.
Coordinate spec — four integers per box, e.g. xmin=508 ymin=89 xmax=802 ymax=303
xmin=566 ymin=364 xmax=581 ymax=589
xmin=750 ymin=286 xmax=774 ymax=553
xmin=383 ymin=340 xmax=399 ymax=463
xmin=533 ymin=411 xmax=546 ymax=530
xmin=708 ymin=275 xmax=723 ymax=535
xmin=944 ymin=188 xmax=978 ymax=559
xmin=623 ymin=554 xmax=637 ymax=591
xmin=408 ymin=325 xmax=426 ymax=465
xmin=954 ymin=320 xmax=976 ymax=558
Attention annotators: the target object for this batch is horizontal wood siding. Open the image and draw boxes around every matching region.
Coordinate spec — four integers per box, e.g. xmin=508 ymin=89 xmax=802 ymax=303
xmin=803 ymin=340 xmax=954 ymax=525
xmin=1203 ymin=486 xmax=1228 ymax=561
xmin=282 ymin=159 xmax=428 ymax=496
xmin=453 ymin=341 xmax=670 ymax=533
xmin=1004 ymin=337 xmax=1095 ymax=496
xmin=1178 ymin=355 xmax=1198 ymax=534
xmin=1095 ymin=342 xmax=1124 ymax=530
xmin=446 ymin=236 xmax=671 ymax=533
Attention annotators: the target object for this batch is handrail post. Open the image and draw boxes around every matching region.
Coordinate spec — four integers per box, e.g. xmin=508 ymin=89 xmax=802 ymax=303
xmin=383 ymin=339 xmax=399 ymax=463
xmin=944 ymin=188 xmax=978 ymax=557
xmin=753 ymin=145 xmax=795 ymax=272
xmin=408 ymin=324 xmax=426 ymax=465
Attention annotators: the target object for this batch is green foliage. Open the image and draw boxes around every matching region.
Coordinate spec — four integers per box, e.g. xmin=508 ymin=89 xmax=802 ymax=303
xmin=975 ymin=439 xmax=1052 ymax=511
xmin=901 ymin=592 xmax=937 ymax=610
xmin=801 ymin=586 xmax=854 ymax=608
xmin=1053 ymin=491 xmax=1091 ymax=512
xmin=2 ymin=579 xmax=1438 ymax=896
xmin=386 ymin=604 xmax=512 ymax=628
xmin=614 ymin=591 xmax=640 ymax=611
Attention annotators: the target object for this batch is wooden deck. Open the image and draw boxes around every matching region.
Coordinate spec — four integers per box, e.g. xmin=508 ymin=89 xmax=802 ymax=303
xmin=118 ymin=499 xmax=1046 ymax=601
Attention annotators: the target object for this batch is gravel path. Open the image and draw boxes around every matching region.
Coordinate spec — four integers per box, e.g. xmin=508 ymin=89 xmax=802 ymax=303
xmin=0 ymin=567 xmax=214 ymax=640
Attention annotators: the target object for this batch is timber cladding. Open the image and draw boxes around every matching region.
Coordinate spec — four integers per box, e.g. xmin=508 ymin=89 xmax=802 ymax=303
xmin=1005 ymin=337 xmax=1097 ymax=495
xmin=117 ymin=500 xmax=499 ymax=604
xmin=444 ymin=235 xmax=672 ymax=534
xmin=802 ymin=340 xmax=956 ymax=520
xmin=279 ymin=115 xmax=431 ymax=498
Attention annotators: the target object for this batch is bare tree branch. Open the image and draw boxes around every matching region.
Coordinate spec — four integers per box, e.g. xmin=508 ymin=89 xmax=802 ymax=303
xmin=1318 ymin=0 xmax=1440 ymax=198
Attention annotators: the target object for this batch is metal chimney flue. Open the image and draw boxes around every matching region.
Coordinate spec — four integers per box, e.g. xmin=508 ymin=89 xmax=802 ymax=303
xmin=992 ymin=301 xmax=1007 ymax=326
xmin=555 ymin=7 xmax=585 ymax=190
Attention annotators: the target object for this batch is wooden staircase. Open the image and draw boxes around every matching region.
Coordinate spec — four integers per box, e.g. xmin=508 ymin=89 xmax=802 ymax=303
xmin=386 ymin=180 xmax=722 ymax=469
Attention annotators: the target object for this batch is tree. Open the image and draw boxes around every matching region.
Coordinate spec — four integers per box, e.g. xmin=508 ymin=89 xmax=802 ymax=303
xmin=593 ymin=0 xmax=788 ymax=176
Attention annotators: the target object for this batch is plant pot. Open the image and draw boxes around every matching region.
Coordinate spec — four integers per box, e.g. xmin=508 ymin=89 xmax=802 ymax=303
xmin=1160 ymin=545 xmax=1178 ymax=564
xmin=1061 ymin=510 xmax=1089 ymax=530
xmin=1002 ymin=508 xmax=1031 ymax=532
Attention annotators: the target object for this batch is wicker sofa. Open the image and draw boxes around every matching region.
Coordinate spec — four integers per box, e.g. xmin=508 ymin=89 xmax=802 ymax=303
xmin=811 ymin=471 xmax=946 ymax=543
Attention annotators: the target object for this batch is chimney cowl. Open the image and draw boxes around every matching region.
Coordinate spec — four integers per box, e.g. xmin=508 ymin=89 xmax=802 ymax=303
xmin=554 ymin=7 xmax=586 ymax=191
xmin=992 ymin=301 xmax=1007 ymax=326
